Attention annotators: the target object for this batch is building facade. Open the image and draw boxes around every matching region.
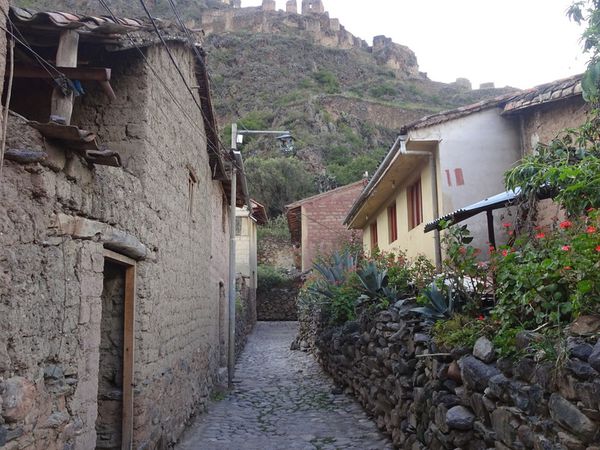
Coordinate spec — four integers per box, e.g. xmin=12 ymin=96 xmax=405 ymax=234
xmin=0 ymin=8 xmax=246 ymax=450
xmin=287 ymin=181 xmax=364 ymax=272
xmin=345 ymin=75 xmax=587 ymax=264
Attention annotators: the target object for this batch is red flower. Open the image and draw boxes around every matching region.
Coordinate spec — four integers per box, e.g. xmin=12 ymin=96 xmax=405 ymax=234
xmin=502 ymin=223 xmax=512 ymax=228
xmin=596 ymin=245 xmax=600 ymax=252
xmin=488 ymin=245 xmax=495 ymax=253
xmin=587 ymin=226 xmax=597 ymax=233
xmin=502 ymin=249 xmax=509 ymax=257
xmin=561 ymin=245 xmax=571 ymax=251
xmin=559 ymin=220 xmax=573 ymax=229
xmin=477 ymin=315 xmax=485 ymax=321
xmin=535 ymin=232 xmax=546 ymax=239
xmin=587 ymin=207 xmax=596 ymax=212
xmin=564 ymin=266 xmax=573 ymax=270
xmin=458 ymin=246 xmax=467 ymax=255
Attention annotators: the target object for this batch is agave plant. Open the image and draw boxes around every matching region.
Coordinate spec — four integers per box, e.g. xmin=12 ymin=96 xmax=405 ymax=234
xmin=411 ymin=281 xmax=458 ymax=320
xmin=309 ymin=251 xmax=357 ymax=299
xmin=356 ymin=260 xmax=398 ymax=303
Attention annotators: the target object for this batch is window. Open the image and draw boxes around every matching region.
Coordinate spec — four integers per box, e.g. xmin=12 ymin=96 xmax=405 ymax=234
xmin=370 ymin=221 xmax=378 ymax=250
xmin=387 ymin=203 xmax=398 ymax=243
xmin=408 ymin=178 xmax=423 ymax=230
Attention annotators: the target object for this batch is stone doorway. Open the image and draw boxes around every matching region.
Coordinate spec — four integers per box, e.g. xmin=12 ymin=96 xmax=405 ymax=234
xmin=96 ymin=250 xmax=136 ymax=450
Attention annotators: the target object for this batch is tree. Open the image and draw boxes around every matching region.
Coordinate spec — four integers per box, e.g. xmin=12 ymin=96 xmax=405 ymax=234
xmin=245 ymin=156 xmax=317 ymax=217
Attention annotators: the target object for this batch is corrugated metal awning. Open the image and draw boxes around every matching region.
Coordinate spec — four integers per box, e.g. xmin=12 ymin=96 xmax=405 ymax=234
xmin=424 ymin=187 xmax=555 ymax=232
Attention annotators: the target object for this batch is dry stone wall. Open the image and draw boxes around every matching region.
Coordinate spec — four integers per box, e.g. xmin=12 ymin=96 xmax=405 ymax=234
xmin=301 ymin=305 xmax=600 ymax=449
xmin=257 ymin=277 xmax=301 ymax=321
xmin=0 ymin=43 xmax=233 ymax=450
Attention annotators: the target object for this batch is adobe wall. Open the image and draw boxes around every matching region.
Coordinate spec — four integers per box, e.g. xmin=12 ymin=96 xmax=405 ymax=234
xmin=300 ymin=182 xmax=364 ymax=272
xmin=518 ymin=96 xmax=589 ymax=156
xmin=0 ymin=43 xmax=230 ymax=450
xmin=517 ymin=96 xmax=589 ymax=226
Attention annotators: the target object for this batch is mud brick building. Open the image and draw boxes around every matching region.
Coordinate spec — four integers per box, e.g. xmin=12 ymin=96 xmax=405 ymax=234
xmin=0 ymin=7 xmax=247 ymax=449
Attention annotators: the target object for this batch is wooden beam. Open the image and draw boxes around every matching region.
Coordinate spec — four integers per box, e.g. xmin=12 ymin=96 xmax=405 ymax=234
xmin=103 ymin=249 xmax=137 ymax=267
xmin=50 ymin=30 xmax=79 ymax=125
xmin=13 ymin=65 xmax=111 ymax=81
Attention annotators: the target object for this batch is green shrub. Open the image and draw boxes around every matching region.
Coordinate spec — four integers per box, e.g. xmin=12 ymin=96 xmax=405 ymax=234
xmin=257 ymin=265 xmax=288 ymax=291
xmin=369 ymin=82 xmax=397 ymax=99
xmin=493 ymin=212 xmax=600 ymax=331
xmin=312 ymin=70 xmax=341 ymax=94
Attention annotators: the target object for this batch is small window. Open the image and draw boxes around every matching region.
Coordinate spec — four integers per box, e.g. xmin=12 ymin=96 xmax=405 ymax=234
xmin=388 ymin=203 xmax=398 ymax=243
xmin=408 ymin=178 xmax=423 ymax=230
xmin=370 ymin=221 xmax=378 ymax=250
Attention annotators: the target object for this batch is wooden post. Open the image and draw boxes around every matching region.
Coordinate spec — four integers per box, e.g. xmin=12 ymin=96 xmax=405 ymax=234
xmin=486 ymin=210 xmax=496 ymax=249
xmin=122 ymin=263 xmax=135 ymax=450
xmin=103 ymin=249 xmax=136 ymax=450
xmin=50 ymin=30 xmax=79 ymax=125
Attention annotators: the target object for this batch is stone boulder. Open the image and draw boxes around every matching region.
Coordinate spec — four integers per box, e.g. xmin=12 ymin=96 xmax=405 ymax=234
xmin=459 ymin=355 xmax=501 ymax=392
xmin=446 ymin=405 xmax=475 ymax=430
xmin=548 ymin=394 xmax=598 ymax=442
xmin=473 ymin=337 xmax=495 ymax=363
xmin=1 ymin=377 xmax=36 ymax=422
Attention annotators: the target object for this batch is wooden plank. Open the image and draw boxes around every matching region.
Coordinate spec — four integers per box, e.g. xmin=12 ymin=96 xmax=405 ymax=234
xmin=122 ymin=264 xmax=136 ymax=450
xmin=12 ymin=65 xmax=111 ymax=81
xmin=50 ymin=30 xmax=79 ymax=125
xmin=103 ymin=248 xmax=136 ymax=267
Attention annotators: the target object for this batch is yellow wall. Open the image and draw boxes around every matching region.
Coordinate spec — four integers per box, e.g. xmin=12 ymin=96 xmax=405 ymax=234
xmin=362 ymin=162 xmax=436 ymax=261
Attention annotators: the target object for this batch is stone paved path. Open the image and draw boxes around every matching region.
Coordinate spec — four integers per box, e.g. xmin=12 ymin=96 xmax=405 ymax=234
xmin=177 ymin=322 xmax=393 ymax=450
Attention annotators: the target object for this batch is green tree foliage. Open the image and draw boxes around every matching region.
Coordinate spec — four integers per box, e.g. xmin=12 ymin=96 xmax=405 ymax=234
xmin=327 ymin=148 xmax=386 ymax=185
xmin=569 ymin=0 xmax=600 ymax=101
xmin=245 ymin=157 xmax=317 ymax=217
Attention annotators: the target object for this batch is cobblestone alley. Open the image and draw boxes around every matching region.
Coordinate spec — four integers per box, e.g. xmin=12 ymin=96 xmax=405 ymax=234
xmin=177 ymin=322 xmax=393 ymax=450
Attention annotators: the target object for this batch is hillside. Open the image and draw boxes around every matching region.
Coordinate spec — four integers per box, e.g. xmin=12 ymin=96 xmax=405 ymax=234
xmin=14 ymin=0 xmax=517 ymax=215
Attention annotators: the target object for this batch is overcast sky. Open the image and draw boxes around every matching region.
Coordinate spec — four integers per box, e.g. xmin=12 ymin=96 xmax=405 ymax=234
xmin=242 ymin=0 xmax=587 ymax=89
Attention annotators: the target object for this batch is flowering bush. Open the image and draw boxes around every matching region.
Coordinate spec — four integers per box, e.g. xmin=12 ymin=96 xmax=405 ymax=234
xmin=493 ymin=210 xmax=600 ymax=330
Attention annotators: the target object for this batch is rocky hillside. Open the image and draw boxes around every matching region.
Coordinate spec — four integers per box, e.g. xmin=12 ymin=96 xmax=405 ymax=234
xmin=15 ymin=0 xmax=516 ymax=215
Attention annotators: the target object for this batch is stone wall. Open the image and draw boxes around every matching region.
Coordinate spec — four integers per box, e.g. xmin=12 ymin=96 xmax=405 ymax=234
xmin=257 ymin=276 xmax=301 ymax=321
xmin=303 ymin=305 xmax=600 ymax=449
xmin=235 ymin=276 xmax=257 ymax=358
xmin=0 ymin=43 xmax=232 ymax=450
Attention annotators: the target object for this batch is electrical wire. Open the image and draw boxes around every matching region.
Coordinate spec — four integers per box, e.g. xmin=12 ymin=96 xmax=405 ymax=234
xmin=0 ymin=31 xmax=15 ymax=180
xmin=138 ymin=0 xmax=226 ymax=159
xmin=97 ymin=0 xmax=223 ymax=159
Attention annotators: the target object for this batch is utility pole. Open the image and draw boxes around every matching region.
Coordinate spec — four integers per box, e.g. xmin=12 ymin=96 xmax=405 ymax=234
xmin=227 ymin=123 xmax=293 ymax=389
xmin=228 ymin=123 xmax=238 ymax=388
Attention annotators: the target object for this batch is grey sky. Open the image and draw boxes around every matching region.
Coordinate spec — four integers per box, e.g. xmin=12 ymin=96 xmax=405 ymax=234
xmin=242 ymin=0 xmax=587 ymax=89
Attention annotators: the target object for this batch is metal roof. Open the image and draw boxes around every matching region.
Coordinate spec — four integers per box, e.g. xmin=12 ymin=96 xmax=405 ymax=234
xmin=423 ymin=187 xmax=555 ymax=232
xmin=424 ymin=189 xmax=521 ymax=232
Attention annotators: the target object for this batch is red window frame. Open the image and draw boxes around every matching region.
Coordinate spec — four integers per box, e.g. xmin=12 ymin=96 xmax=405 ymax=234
xmin=388 ymin=203 xmax=398 ymax=243
xmin=370 ymin=221 xmax=378 ymax=250
xmin=408 ymin=178 xmax=423 ymax=230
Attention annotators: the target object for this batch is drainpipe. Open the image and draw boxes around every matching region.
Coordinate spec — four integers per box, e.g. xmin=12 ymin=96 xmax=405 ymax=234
xmin=398 ymin=135 xmax=442 ymax=270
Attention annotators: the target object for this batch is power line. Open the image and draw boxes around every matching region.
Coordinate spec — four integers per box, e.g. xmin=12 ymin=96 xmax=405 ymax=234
xmin=138 ymin=0 xmax=225 ymax=158
xmin=164 ymin=0 xmax=228 ymax=143
xmin=97 ymin=0 xmax=223 ymax=159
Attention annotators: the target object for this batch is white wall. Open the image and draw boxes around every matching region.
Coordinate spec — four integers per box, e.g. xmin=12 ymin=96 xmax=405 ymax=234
xmin=409 ymin=108 xmax=521 ymax=253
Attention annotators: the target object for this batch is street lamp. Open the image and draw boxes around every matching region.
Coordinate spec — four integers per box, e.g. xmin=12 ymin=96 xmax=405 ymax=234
xmin=226 ymin=123 xmax=294 ymax=388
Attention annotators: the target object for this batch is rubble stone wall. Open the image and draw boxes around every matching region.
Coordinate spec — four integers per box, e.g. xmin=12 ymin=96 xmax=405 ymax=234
xmin=304 ymin=306 xmax=600 ymax=449
xmin=0 ymin=43 xmax=233 ymax=450
xmin=257 ymin=280 xmax=300 ymax=321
